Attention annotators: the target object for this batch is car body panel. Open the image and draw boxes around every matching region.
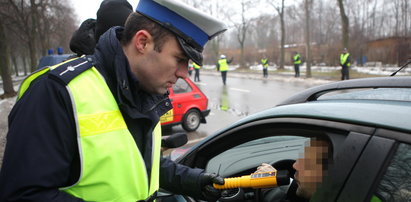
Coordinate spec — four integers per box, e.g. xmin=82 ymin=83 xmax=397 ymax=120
xmin=162 ymin=77 xmax=411 ymax=202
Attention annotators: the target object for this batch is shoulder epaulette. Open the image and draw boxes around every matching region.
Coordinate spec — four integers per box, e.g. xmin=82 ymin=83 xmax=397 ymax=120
xmin=49 ymin=56 xmax=94 ymax=85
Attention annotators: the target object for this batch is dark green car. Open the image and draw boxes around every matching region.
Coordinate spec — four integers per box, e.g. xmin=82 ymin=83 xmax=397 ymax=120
xmin=161 ymin=76 xmax=411 ymax=202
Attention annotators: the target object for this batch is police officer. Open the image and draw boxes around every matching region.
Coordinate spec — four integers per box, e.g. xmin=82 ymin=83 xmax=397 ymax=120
xmin=0 ymin=0 xmax=227 ymax=201
xmin=261 ymin=56 xmax=269 ymax=78
xmin=69 ymin=0 xmax=133 ymax=57
xmin=217 ymin=55 xmax=233 ymax=85
xmin=340 ymin=48 xmax=351 ymax=80
xmin=293 ymin=51 xmax=301 ymax=77
xmin=193 ymin=62 xmax=201 ymax=82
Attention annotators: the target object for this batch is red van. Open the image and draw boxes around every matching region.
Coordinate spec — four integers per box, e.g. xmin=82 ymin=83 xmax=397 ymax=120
xmin=160 ymin=78 xmax=210 ymax=131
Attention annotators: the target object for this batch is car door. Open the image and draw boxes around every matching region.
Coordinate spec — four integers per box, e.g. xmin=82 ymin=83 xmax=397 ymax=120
xmin=170 ymin=118 xmax=371 ymax=201
xmin=329 ymin=129 xmax=411 ymax=202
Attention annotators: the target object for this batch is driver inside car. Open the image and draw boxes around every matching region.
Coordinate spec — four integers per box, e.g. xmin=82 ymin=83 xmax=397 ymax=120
xmin=254 ymin=138 xmax=332 ymax=202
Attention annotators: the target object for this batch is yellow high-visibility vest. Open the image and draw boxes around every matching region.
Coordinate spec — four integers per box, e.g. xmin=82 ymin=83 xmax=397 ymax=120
xmin=18 ymin=58 xmax=161 ymax=202
xmin=218 ymin=59 xmax=229 ymax=71
xmin=261 ymin=58 xmax=268 ymax=68
xmin=340 ymin=53 xmax=351 ymax=67
xmin=293 ymin=54 xmax=301 ymax=64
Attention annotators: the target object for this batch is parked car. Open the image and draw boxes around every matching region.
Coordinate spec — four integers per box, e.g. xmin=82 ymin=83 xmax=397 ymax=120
xmin=160 ymin=77 xmax=210 ymax=132
xmin=161 ymin=76 xmax=411 ymax=202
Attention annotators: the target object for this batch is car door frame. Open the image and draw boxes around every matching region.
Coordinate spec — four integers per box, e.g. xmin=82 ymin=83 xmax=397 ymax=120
xmin=329 ymin=129 xmax=411 ymax=202
xmin=176 ymin=117 xmax=378 ymax=201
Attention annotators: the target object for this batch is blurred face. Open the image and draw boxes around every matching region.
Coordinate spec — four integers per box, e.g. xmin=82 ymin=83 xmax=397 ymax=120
xmin=128 ymin=33 xmax=189 ymax=95
xmin=292 ymin=140 xmax=329 ymax=199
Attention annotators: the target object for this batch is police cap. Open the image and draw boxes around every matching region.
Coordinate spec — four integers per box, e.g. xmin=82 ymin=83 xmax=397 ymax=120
xmin=136 ymin=0 xmax=227 ymax=65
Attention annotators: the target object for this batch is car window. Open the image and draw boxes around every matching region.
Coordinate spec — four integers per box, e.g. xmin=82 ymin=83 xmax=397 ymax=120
xmin=205 ymin=136 xmax=309 ymax=177
xmin=373 ymin=143 xmax=411 ymax=202
xmin=172 ymin=79 xmax=192 ymax=94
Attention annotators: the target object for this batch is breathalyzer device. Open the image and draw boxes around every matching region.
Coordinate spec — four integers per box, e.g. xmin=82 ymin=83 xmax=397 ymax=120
xmin=213 ymin=170 xmax=290 ymax=189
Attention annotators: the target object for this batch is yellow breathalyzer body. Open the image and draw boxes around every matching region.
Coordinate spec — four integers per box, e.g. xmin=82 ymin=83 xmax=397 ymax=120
xmin=213 ymin=170 xmax=289 ymax=189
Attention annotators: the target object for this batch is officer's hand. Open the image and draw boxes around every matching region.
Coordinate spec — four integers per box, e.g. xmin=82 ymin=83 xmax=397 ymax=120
xmin=199 ymin=172 xmax=224 ymax=202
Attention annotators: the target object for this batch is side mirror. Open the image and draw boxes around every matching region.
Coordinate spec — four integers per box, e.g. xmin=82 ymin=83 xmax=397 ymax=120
xmin=162 ymin=133 xmax=188 ymax=149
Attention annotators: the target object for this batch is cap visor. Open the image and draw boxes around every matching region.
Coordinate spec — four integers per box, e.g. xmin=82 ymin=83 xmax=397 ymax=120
xmin=177 ymin=37 xmax=203 ymax=66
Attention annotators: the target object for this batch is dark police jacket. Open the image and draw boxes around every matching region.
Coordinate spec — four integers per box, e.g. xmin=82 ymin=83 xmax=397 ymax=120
xmin=0 ymin=27 xmax=204 ymax=201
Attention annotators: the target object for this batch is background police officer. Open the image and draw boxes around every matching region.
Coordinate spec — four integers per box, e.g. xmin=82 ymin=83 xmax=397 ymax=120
xmin=293 ymin=51 xmax=301 ymax=78
xmin=261 ymin=56 xmax=269 ymax=78
xmin=340 ymin=48 xmax=351 ymax=80
xmin=0 ymin=0 xmax=227 ymax=201
xmin=193 ymin=62 xmax=201 ymax=82
xmin=217 ymin=54 xmax=233 ymax=85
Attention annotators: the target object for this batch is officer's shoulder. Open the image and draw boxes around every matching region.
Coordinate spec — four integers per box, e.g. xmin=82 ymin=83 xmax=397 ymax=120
xmin=49 ymin=56 xmax=94 ymax=85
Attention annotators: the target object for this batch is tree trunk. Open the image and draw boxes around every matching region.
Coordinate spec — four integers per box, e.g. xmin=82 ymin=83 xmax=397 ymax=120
xmin=337 ymin=0 xmax=349 ymax=49
xmin=23 ymin=56 xmax=28 ymax=76
xmin=0 ymin=21 xmax=17 ymax=98
xmin=29 ymin=0 xmax=39 ymax=73
xmin=279 ymin=0 xmax=285 ymax=70
xmin=304 ymin=0 xmax=312 ymax=78
xmin=10 ymin=51 xmax=19 ymax=77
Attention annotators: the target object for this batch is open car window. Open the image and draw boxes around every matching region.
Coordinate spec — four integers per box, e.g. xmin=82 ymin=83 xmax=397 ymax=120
xmin=205 ymin=136 xmax=309 ymax=177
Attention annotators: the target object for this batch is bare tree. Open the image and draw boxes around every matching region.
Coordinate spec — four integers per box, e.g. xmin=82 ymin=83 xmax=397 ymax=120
xmin=268 ymin=0 xmax=285 ymax=69
xmin=304 ymin=0 xmax=313 ymax=78
xmin=0 ymin=0 xmax=77 ymax=95
xmin=228 ymin=0 xmax=256 ymax=69
xmin=337 ymin=0 xmax=349 ymax=49
xmin=0 ymin=20 xmax=16 ymax=98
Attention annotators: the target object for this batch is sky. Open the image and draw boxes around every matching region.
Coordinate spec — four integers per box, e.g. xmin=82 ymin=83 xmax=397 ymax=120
xmin=69 ymin=0 xmax=280 ymax=26
xmin=70 ymin=0 xmax=139 ymax=24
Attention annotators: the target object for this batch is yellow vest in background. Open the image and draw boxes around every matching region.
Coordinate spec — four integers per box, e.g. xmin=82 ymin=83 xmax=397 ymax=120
xmin=218 ymin=59 xmax=229 ymax=71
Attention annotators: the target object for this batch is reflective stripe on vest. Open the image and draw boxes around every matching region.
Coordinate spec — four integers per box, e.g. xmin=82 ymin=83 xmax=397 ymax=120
xmin=340 ymin=53 xmax=351 ymax=67
xmin=218 ymin=59 xmax=228 ymax=71
xmin=293 ymin=54 xmax=301 ymax=64
xmin=18 ymin=64 xmax=161 ymax=202
xmin=193 ymin=62 xmax=201 ymax=69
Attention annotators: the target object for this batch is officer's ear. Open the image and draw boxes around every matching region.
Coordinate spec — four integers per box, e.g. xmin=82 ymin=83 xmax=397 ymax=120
xmin=133 ymin=30 xmax=152 ymax=53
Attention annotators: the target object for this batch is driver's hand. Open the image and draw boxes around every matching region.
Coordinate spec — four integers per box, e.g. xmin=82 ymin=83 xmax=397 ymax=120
xmin=255 ymin=163 xmax=276 ymax=173
xmin=199 ymin=172 xmax=224 ymax=201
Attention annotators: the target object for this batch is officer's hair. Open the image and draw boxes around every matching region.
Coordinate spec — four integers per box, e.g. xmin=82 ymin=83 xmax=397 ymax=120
xmin=121 ymin=12 xmax=173 ymax=52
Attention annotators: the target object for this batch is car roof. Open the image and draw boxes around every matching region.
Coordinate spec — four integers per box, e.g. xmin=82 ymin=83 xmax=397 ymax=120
xmin=216 ymin=76 xmax=411 ymax=135
xmin=248 ymin=100 xmax=411 ymax=133
xmin=278 ymin=76 xmax=411 ymax=105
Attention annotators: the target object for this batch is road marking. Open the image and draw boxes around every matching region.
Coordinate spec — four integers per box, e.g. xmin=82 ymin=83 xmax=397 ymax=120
xmin=230 ymin=88 xmax=250 ymax=93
